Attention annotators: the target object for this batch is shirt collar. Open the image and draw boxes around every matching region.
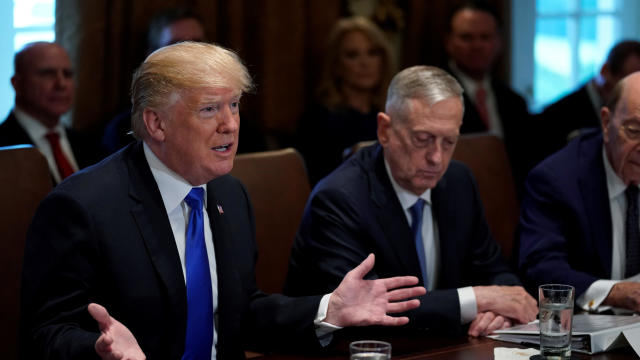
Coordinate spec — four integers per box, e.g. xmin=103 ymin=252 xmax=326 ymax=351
xmin=603 ymin=145 xmax=628 ymax=201
xmin=13 ymin=106 xmax=65 ymax=140
xmin=143 ymin=142 xmax=207 ymax=213
xmin=383 ymin=158 xmax=431 ymax=210
xmin=448 ymin=60 xmax=491 ymax=95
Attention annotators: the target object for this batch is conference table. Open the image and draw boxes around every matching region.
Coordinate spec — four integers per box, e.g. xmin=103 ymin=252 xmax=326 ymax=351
xmin=252 ymin=331 xmax=638 ymax=359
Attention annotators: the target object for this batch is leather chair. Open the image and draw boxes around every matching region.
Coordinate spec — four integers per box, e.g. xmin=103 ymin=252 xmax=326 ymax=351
xmin=230 ymin=148 xmax=311 ymax=293
xmin=452 ymin=133 xmax=519 ymax=261
xmin=348 ymin=135 xmax=519 ymax=261
xmin=0 ymin=145 xmax=52 ymax=359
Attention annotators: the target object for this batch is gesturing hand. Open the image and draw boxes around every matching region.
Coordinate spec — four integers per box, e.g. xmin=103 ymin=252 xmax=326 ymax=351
xmin=88 ymin=303 xmax=146 ymax=360
xmin=324 ymin=253 xmax=426 ymax=327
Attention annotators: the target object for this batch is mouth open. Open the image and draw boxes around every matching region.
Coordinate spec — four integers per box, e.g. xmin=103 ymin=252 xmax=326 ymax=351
xmin=212 ymin=143 xmax=232 ymax=152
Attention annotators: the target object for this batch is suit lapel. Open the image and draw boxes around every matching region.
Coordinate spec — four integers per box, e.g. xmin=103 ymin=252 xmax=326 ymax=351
xmin=126 ymin=143 xmax=187 ymax=316
xmin=578 ymin=134 xmax=613 ymax=276
xmin=206 ymin=179 xmax=241 ymax=347
xmin=367 ymin=146 xmax=424 ymax=280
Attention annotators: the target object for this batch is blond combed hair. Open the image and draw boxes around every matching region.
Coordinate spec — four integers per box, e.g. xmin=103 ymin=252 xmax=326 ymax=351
xmin=316 ymin=16 xmax=394 ymax=111
xmin=130 ymin=41 xmax=253 ymax=139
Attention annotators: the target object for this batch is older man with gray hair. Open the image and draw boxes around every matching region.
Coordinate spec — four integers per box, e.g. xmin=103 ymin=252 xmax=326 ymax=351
xmin=19 ymin=42 xmax=426 ymax=360
xmin=285 ymin=65 xmax=537 ymax=338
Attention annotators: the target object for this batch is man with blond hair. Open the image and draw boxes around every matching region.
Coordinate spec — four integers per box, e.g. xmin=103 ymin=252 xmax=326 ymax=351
xmin=20 ymin=42 xmax=425 ymax=359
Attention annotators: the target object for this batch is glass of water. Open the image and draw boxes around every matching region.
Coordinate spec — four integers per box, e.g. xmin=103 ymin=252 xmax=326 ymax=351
xmin=538 ymin=284 xmax=575 ymax=359
xmin=349 ymin=340 xmax=391 ymax=360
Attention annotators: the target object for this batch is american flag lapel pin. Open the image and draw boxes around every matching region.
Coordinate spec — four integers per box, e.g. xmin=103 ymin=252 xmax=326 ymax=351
xmin=217 ymin=204 xmax=224 ymax=215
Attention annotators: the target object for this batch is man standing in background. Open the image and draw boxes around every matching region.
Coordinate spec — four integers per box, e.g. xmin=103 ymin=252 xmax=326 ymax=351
xmin=0 ymin=42 xmax=102 ymax=184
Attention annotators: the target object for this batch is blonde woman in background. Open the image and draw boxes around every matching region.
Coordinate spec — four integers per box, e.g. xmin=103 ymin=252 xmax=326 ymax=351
xmin=296 ymin=16 xmax=394 ymax=184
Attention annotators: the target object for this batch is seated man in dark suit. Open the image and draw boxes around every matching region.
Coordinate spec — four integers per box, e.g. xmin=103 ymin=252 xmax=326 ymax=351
xmin=534 ymin=40 xmax=640 ymax=164
xmin=444 ymin=1 xmax=532 ymax=191
xmin=519 ymin=71 xmax=640 ymax=314
xmin=20 ymin=42 xmax=425 ymax=359
xmin=0 ymin=42 xmax=102 ymax=184
xmin=284 ymin=65 xmax=537 ymax=338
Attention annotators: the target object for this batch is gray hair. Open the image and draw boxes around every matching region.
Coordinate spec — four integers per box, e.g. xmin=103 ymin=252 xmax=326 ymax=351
xmin=385 ymin=65 xmax=464 ymax=120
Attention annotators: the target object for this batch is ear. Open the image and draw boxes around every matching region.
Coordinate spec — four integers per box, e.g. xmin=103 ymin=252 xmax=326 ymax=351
xmin=377 ymin=112 xmax=392 ymax=146
xmin=143 ymin=108 xmax=166 ymax=142
xmin=601 ymin=106 xmax=611 ymax=143
xmin=10 ymin=75 xmax=20 ymax=94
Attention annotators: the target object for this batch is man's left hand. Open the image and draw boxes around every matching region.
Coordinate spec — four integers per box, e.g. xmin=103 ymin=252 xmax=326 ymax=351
xmin=324 ymin=253 xmax=426 ymax=327
xmin=467 ymin=311 xmax=512 ymax=337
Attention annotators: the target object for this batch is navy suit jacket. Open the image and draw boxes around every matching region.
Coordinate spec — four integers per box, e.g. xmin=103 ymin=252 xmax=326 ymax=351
xmin=533 ymin=84 xmax=601 ymax=164
xmin=518 ymin=130 xmax=612 ymax=298
xmin=284 ymin=144 xmax=519 ymax=334
xmin=20 ymin=142 xmax=322 ymax=359
xmin=0 ymin=112 xmax=104 ymax=185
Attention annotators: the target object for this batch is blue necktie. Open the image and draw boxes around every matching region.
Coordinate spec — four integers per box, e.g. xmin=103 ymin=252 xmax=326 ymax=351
xmin=625 ymin=186 xmax=640 ymax=278
xmin=410 ymin=198 xmax=428 ymax=287
xmin=183 ymin=188 xmax=213 ymax=360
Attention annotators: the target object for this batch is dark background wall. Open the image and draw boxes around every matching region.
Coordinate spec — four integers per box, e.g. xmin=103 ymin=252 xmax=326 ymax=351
xmin=56 ymin=0 xmax=508 ymax=147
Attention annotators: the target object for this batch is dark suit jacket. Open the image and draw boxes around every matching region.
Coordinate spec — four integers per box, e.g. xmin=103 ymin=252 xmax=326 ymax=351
xmin=451 ymin=74 xmax=533 ymax=195
xmin=517 ymin=130 xmax=612 ymax=298
xmin=534 ymin=84 xmax=601 ymax=164
xmin=284 ymin=144 xmax=519 ymax=334
xmin=20 ymin=141 xmax=322 ymax=359
xmin=0 ymin=112 xmax=104 ymax=177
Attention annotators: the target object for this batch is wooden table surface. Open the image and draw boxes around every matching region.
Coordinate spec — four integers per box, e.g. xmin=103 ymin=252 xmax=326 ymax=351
xmin=251 ymin=333 xmax=638 ymax=359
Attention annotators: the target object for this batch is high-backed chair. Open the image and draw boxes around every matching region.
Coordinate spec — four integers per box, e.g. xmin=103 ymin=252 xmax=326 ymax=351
xmin=0 ymin=145 xmax=52 ymax=359
xmin=452 ymin=133 xmax=519 ymax=261
xmin=230 ymin=148 xmax=311 ymax=293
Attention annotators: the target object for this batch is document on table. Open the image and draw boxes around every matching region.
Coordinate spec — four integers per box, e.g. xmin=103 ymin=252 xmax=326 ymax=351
xmin=488 ymin=314 xmax=640 ymax=355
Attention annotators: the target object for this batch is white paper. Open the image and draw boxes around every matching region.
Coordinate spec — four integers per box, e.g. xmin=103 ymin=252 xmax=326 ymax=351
xmin=623 ymin=327 xmax=640 ymax=357
xmin=494 ymin=347 xmax=539 ymax=360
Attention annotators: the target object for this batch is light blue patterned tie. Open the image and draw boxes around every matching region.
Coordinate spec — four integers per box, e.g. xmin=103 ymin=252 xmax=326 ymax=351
xmin=410 ymin=198 xmax=428 ymax=287
xmin=183 ymin=188 xmax=213 ymax=360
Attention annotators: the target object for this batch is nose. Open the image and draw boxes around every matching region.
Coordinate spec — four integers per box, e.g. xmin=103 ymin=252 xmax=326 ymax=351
xmin=54 ymin=71 xmax=71 ymax=89
xmin=425 ymin=141 xmax=443 ymax=165
xmin=217 ymin=105 xmax=239 ymax=134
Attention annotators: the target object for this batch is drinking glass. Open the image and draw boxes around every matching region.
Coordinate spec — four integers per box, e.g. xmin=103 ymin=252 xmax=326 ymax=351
xmin=349 ymin=340 xmax=391 ymax=360
xmin=538 ymin=284 xmax=575 ymax=359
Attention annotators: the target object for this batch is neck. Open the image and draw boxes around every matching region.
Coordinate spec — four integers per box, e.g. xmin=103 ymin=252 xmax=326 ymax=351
xmin=341 ymin=86 xmax=374 ymax=113
xmin=15 ymin=104 xmax=60 ymax=129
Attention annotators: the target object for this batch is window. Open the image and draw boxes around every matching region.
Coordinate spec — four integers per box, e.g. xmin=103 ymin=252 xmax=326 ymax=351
xmin=0 ymin=0 xmax=55 ymax=121
xmin=511 ymin=0 xmax=640 ymax=112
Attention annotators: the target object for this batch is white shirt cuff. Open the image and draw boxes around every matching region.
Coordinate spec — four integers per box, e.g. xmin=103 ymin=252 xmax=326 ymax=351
xmin=314 ymin=293 xmax=342 ymax=346
xmin=457 ymin=286 xmax=478 ymax=324
xmin=576 ymin=279 xmax=619 ymax=312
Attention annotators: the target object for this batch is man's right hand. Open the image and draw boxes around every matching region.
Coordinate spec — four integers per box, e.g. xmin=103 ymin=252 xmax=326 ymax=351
xmin=473 ymin=285 xmax=538 ymax=324
xmin=603 ymin=282 xmax=640 ymax=311
xmin=88 ymin=303 xmax=146 ymax=360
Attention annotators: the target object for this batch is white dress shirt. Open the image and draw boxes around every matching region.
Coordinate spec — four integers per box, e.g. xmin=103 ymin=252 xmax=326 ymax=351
xmin=384 ymin=160 xmax=477 ymax=324
xmin=143 ymin=143 xmax=335 ymax=356
xmin=144 ymin=143 xmax=219 ymax=360
xmin=576 ymin=147 xmax=640 ymax=312
xmin=13 ymin=107 xmax=79 ymax=183
xmin=448 ymin=62 xmax=504 ymax=138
